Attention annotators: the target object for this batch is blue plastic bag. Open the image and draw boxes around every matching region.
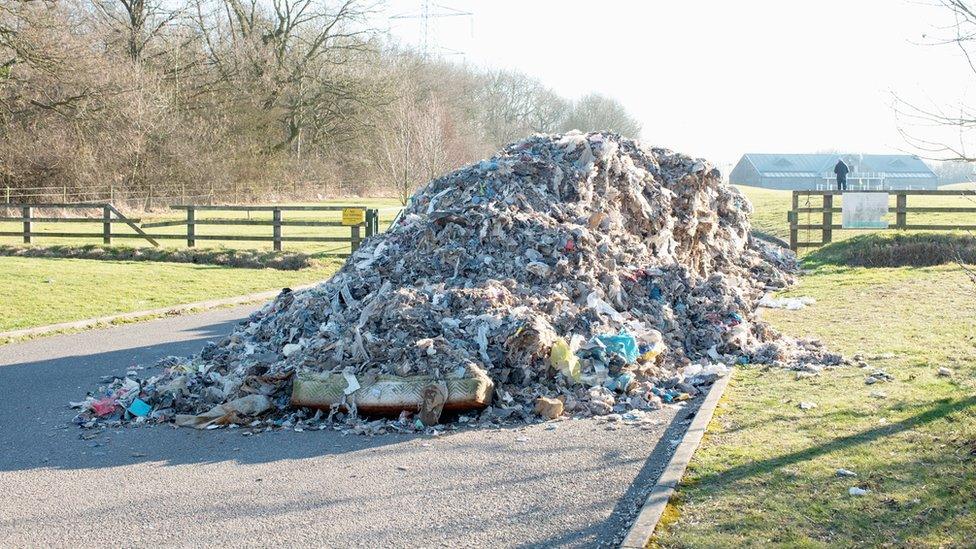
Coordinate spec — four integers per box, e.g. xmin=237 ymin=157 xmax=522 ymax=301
xmin=595 ymin=333 xmax=639 ymax=363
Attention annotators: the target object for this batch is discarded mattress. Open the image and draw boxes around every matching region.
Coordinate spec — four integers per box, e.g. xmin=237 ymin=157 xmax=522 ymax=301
xmin=291 ymin=370 xmax=494 ymax=415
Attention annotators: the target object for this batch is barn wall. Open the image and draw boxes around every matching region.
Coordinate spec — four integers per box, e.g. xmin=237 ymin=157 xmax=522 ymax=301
xmin=729 ymin=158 xmax=762 ymax=186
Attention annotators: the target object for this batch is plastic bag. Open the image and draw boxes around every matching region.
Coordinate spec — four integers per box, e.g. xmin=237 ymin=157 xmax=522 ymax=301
xmin=596 ymin=333 xmax=639 ymax=363
xmin=586 ymin=292 xmax=625 ymax=323
xmin=549 ymin=337 xmax=580 ymax=381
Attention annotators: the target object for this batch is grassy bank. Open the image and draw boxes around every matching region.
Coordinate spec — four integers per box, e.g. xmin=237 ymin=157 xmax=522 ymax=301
xmin=655 ymin=186 xmax=976 ymax=547
xmin=0 ymin=256 xmax=339 ymax=332
xmin=654 ymin=262 xmax=976 ymax=547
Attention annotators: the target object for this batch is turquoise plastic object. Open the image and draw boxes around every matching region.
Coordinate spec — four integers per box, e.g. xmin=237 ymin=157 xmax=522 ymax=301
xmin=604 ymin=372 xmax=635 ymax=392
xmin=128 ymin=398 xmax=152 ymax=417
xmin=596 ymin=333 xmax=639 ymax=363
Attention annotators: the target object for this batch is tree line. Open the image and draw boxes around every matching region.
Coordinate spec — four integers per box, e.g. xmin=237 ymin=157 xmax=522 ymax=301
xmin=0 ymin=0 xmax=642 ymax=207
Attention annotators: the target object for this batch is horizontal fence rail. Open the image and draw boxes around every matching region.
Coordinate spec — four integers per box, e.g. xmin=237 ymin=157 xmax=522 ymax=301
xmin=787 ymin=190 xmax=976 ymax=250
xmin=0 ymin=203 xmax=380 ymax=254
xmin=0 ymin=203 xmax=156 ymax=246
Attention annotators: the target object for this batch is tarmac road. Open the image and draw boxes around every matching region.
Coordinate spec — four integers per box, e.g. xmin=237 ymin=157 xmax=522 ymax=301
xmin=0 ymin=305 xmax=698 ymax=548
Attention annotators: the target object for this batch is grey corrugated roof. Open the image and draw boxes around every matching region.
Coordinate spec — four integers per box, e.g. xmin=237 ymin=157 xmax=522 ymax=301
xmin=742 ymin=153 xmax=936 ymax=177
xmin=744 ymin=154 xmax=835 ymax=174
xmin=856 ymin=155 xmax=934 ymax=174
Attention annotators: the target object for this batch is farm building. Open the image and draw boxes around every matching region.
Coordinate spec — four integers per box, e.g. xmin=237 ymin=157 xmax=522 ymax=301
xmin=729 ymin=153 xmax=938 ymax=190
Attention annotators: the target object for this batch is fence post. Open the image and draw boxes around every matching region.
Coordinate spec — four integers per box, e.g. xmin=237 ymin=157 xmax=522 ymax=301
xmin=896 ymin=193 xmax=907 ymax=229
xmin=272 ymin=208 xmax=282 ymax=251
xmin=103 ymin=205 xmax=112 ymax=245
xmin=789 ymin=191 xmax=798 ymax=251
xmin=365 ymin=209 xmax=376 ymax=238
xmin=351 ymin=223 xmax=361 ymax=253
xmin=822 ymin=194 xmax=833 ymax=244
xmin=186 ymin=206 xmax=195 ymax=247
xmin=22 ymin=206 xmax=31 ymax=244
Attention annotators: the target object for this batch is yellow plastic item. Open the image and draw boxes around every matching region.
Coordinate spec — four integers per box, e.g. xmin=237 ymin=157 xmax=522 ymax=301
xmin=549 ymin=337 xmax=580 ymax=381
xmin=640 ymin=341 xmax=665 ymax=363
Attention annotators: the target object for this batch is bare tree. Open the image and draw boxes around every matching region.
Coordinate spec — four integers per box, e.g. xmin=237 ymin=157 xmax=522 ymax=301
xmin=191 ymin=0 xmax=378 ymax=154
xmin=90 ymin=0 xmax=182 ymax=62
xmin=0 ymin=1 xmax=646 ymax=208
xmin=373 ymin=92 xmax=454 ymax=205
xmin=896 ymin=0 xmax=976 ymax=161
xmin=475 ymin=69 xmax=567 ymax=144
xmin=561 ymin=93 xmax=642 ymax=138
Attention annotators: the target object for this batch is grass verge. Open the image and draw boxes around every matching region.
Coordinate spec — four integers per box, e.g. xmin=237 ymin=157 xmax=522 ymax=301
xmin=0 ymin=256 xmax=340 ymax=332
xmin=653 ymin=263 xmax=976 ymax=547
xmin=804 ymin=233 xmax=976 ymax=268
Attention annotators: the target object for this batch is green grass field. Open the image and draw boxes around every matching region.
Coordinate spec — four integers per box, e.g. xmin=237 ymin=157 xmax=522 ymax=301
xmin=0 ymin=256 xmax=341 ymax=332
xmin=654 ymin=186 xmax=976 ymax=547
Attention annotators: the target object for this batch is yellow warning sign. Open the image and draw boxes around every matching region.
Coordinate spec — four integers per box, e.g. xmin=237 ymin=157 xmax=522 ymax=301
xmin=341 ymin=208 xmax=366 ymax=226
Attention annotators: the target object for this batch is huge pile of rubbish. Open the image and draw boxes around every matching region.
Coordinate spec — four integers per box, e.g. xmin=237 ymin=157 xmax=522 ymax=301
xmin=73 ymin=131 xmax=840 ymax=434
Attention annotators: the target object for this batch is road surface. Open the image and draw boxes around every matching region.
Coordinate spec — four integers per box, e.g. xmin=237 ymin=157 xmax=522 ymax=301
xmin=0 ymin=305 xmax=698 ymax=547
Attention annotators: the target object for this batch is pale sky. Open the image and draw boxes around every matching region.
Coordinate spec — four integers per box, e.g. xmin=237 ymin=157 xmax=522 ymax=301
xmin=381 ymin=0 xmax=973 ymax=169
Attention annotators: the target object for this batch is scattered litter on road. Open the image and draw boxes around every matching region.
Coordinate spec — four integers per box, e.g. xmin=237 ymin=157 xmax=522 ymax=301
xmin=72 ymin=132 xmax=842 ymax=435
xmin=174 ymin=395 xmax=272 ymax=430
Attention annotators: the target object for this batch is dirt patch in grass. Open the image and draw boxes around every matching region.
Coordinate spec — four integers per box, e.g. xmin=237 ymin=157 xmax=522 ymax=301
xmin=806 ymin=233 xmax=976 ymax=267
xmin=0 ymin=244 xmax=319 ymax=270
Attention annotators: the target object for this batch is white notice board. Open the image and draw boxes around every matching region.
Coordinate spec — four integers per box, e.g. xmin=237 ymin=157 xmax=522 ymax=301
xmin=842 ymin=193 xmax=889 ymax=229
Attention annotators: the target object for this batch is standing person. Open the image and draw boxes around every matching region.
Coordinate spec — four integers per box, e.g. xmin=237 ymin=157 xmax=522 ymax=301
xmin=834 ymin=159 xmax=849 ymax=191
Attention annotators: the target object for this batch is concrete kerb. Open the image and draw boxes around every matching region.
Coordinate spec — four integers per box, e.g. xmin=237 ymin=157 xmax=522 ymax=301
xmin=0 ymin=282 xmax=319 ymax=343
xmin=618 ymin=370 xmax=733 ymax=548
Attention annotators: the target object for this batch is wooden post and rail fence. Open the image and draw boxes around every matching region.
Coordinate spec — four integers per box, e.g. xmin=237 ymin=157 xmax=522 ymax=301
xmin=787 ymin=189 xmax=976 ymax=251
xmin=0 ymin=203 xmax=380 ymax=255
